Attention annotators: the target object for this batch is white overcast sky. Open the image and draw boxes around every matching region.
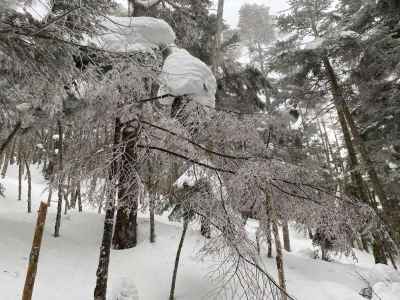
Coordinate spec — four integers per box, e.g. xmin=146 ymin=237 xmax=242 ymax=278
xmin=217 ymin=0 xmax=289 ymax=28
xmin=115 ymin=1 xmax=289 ymax=28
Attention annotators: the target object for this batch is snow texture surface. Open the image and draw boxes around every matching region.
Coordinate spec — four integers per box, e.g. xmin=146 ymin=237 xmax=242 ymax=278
xmin=160 ymin=48 xmax=217 ymax=107
xmin=95 ymin=16 xmax=176 ymax=52
xmin=0 ymin=165 xmax=399 ymax=300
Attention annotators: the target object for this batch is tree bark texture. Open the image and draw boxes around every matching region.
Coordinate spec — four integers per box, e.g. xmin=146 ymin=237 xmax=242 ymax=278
xmin=24 ymin=159 xmax=32 ymax=213
xmin=22 ymin=202 xmax=48 ymax=300
xmin=93 ymin=119 xmax=121 ymax=300
xmin=282 ymin=220 xmax=291 ymax=252
xmin=266 ymin=192 xmax=287 ymax=300
xmin=150 ymin=195 xmax=156 ymax=243
xmin=54 ymin=120 xmax=63 ymax=237
xmin=169 ymin=217 xmax=189 ymax=300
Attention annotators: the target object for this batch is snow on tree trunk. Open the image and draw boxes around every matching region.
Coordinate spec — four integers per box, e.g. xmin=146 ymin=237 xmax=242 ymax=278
xmin=266 ymin=191 xmax=288 ymax=300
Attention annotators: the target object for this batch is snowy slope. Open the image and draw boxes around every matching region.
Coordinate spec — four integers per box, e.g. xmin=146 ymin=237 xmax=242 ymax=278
xmin=0 ymin=165 xmax=399 ymax=300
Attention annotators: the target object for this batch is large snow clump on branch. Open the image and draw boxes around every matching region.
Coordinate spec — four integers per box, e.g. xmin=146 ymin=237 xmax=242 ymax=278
xmin=159 ymin=48 xmax=217 ymax=108
xmin=96 ymin=16 xmax=176 ymax=52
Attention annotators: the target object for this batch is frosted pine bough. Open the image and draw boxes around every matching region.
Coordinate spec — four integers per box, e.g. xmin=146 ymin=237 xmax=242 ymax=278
xmin=1 ymin=3 xmax=397 ymax=300
xmin=95 ymin=16 xmax=216 ymax=108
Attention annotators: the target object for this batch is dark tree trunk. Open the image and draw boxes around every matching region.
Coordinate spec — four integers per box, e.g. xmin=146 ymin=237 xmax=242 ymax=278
xmin=266 ymin=192 xmax=287 ymax=299
xmin=361 ymin=236 xmax=370 ymax=253
xmin=113 ymin=204 xmax=138 ymax=249
xmin=322 ymin=56 xmax=394 ymax=262
xmin=169 ymin=216 xmax=189 ymax=300
xmin=93 ymin=201 xmax=116 ymax=300
xmin=112 ymin=122 xmax=141 ymax=249
xmin=256 ymin=228 xmax=261 ymax=255
xmin=0 ymin=121 xmax=21 ymax=157
xmin=267 ymin=218 xmax=272 ymax=258
xmin=54 ymin=120 xmax=63 ymax=237
xmin=200 ymin=215 xmax=211 ymax=239
xmin=272 ymin=218 xmax=287 ymax=299
xmin=47 ymin=176 xmax=53 ymax=207
xmin=18 ymin=156 xmax=23 ymax=201
xmin=282 ymin=220 xmax=291 ymax=252
xmin=94 ymin=119 xmax=121 ymax=300
xmin=373 ymin=238 xmax=387 ymax=265
xmin=308 ymin=227 xmax=313 ymax=240
xmin=24 ymin=159 xmax=32 ymax=213
xmin=77 ymin=183 xmax=83 ymax=212
xmin=149 ymin=195 xmax=155 ymax=243
xmin=1 ymin=135 xmax=15 ymax=177
xmin=22 ymin=202 xmax=48 ymax=300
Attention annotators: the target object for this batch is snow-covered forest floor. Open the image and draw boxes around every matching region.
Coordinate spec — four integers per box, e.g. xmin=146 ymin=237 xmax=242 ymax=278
xmin=1 ymin=165 xmax=399 ymax=300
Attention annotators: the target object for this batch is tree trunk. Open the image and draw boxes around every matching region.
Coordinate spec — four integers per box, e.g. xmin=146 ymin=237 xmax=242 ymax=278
xmin=266 ymin=192 xmax=287 ymax=300
xmin=0 ymin=121 xmax=21 ymax=157
xmin=256 ymin=227 xmax=261 ymax=255
xmin=212 ymin=0 xmax=225 ymax=75
xmin=308 ymin=227 xmax=313 ymax=240
xmin=1 ymin=135 xmax=15 ymax=178
xmin=22 ymin=202 xmax=48 ymax=300
xmin=373 ymin=238 xmax=388 ymax=265
xmin=77 ymin=183 xmax=83 ymax=212
xmin=267 ymin=218 xmax=272 ymax=258
xmin=282 ymin=220 xmax=291 ymax=252
xmin=112 ymin=122 xmax=140 ymax=249
xmin=93 ymin=200 xmax=116 ymax=300
xmin=149 ymin=195 xmax=156 ymax=243
xmin=169 ymin=216 xmax=189 ymax=300
xmin=113 ymin=204 xmax=138 ymax=249
xmin=47 ymin=176 xmax=53 ymax=207
xmin=24 ymin=159 xmax=32 ymax=213
xmin=322 ymin=56 xmax=395 ymax=260
xmin=54 ymin=120 xmax=63 ymax=237
xmin=98 ymin=183 xmax=106 ymax=214
xmin=18 ymin=156 xmax=23 ymax=201
xmin=200 ymin=215 xmax=211 ymax=239
xmin=93 ymin=119 xmax=121 ymax=300
xmin=322 ymin=57 xmax=371 ymax=205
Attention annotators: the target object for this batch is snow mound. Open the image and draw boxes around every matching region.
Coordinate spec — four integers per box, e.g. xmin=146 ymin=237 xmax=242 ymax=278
xmin=160 ymin=48 xmax=216 ymax=107
xmin=373 ymin=282 xmax=400 ymax=300
xmin=363 ymin=264 xmax=400 ymax=286
xmin=96 ymin=16 xmax=176 ymax=52
xmin=109 ymin=278 xmax=139 ymax=300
